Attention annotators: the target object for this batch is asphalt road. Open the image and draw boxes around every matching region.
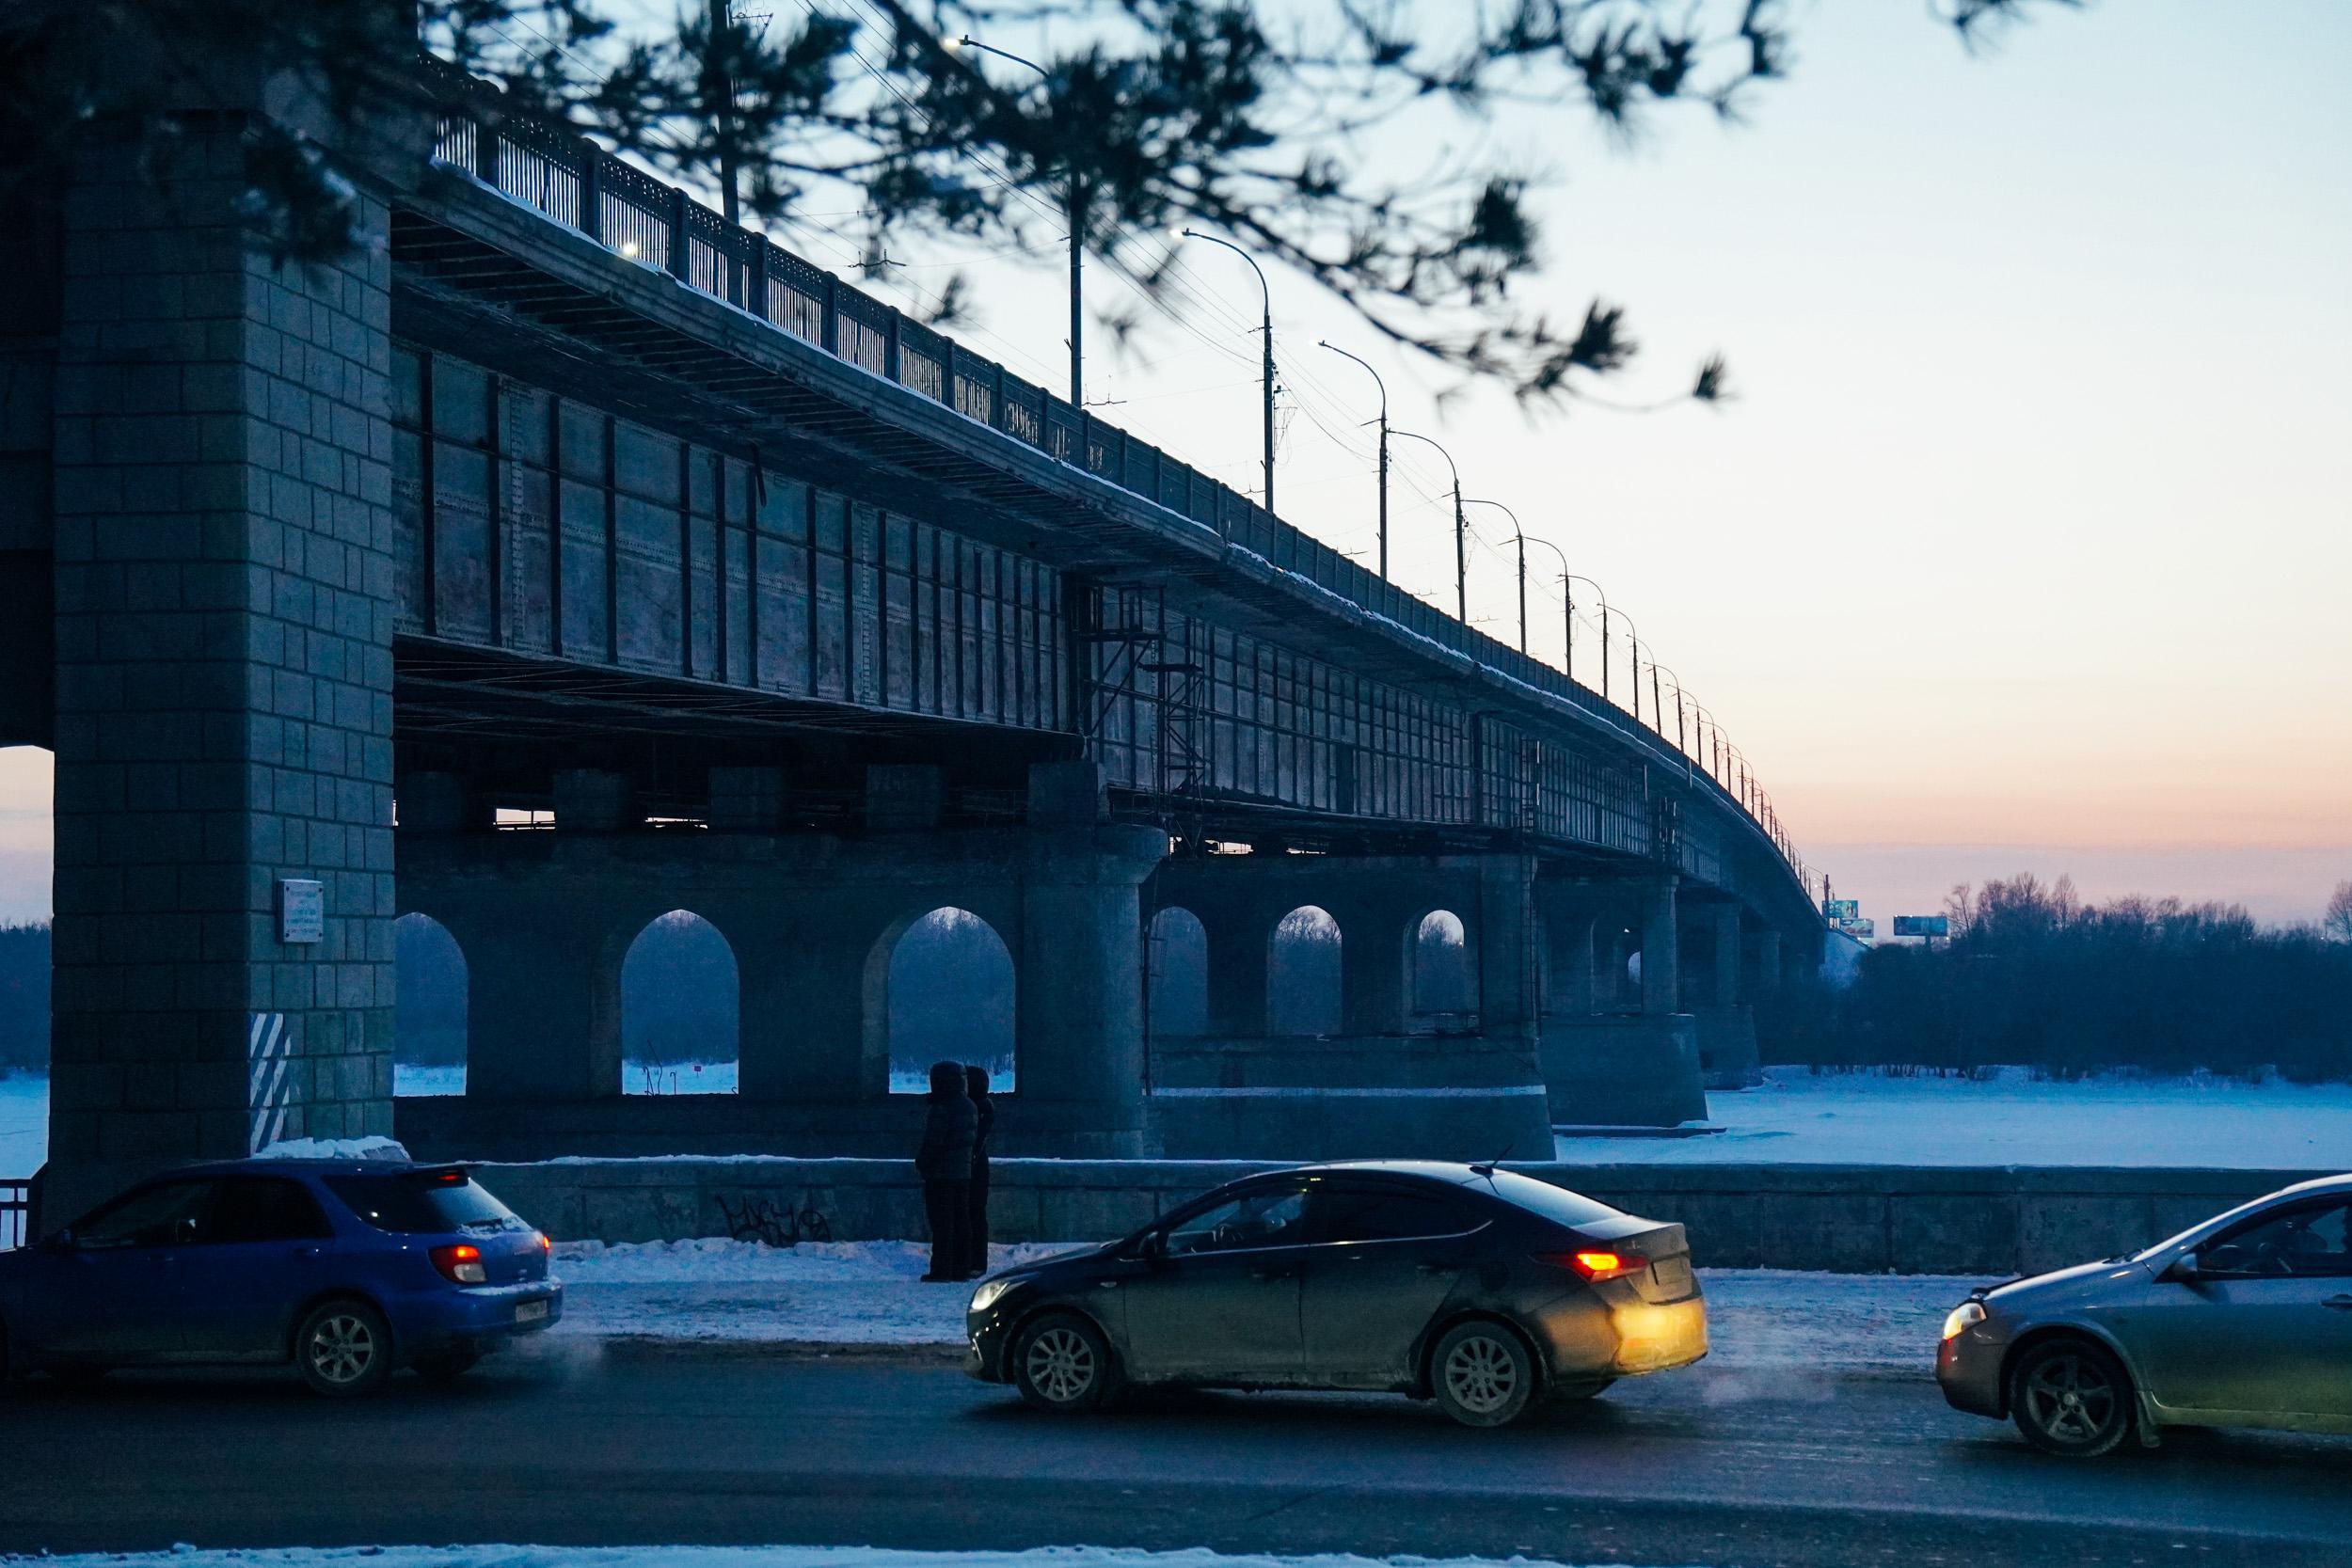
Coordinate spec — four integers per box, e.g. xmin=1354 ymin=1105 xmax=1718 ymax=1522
xmin=4 ymin=1345 xmax=2348 ymax=1568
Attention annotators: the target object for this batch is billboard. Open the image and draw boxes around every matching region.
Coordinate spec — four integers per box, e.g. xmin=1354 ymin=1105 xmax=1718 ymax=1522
xmin=1893 ymin=915 xmax=1950 ymax=939
xmin=1822 ymin=898 xmax=1859 ymax=921
xmin=1833 ymin=915 xmax=1875 ymax=939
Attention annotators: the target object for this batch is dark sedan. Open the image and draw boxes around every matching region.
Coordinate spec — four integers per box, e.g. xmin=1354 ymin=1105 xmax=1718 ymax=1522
xmin=966 ymin=1161 xmax=1707 ymax=1426
xmin=0 ymin=1159 xmax=561 ymax=1396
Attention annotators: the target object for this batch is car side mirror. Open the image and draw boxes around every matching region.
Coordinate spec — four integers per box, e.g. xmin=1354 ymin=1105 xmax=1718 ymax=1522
xmin=2162 ymin=1252 xmax=2199 ymax=1283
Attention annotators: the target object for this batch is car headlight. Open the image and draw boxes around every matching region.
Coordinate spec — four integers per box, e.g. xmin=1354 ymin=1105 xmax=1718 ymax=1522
xmin=1942 ymin=1300 xmax=1987 ymax=1341
xmin=970 ymin=1278 xmax=1017 ymax=1315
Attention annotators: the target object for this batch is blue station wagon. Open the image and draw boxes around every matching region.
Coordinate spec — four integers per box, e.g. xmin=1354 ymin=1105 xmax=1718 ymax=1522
xmin=0 ymin=1159 xmax=562 ymax=1395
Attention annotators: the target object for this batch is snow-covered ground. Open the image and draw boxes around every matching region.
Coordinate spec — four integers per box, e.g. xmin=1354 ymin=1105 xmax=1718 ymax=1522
xmin=1553 ymin=1066 xmax=2352 ymax=1168
xmin=549 ymin=1236 xmax=1975 ymax=1374
xmin=6 ymin=1549 xmax=1657 ymax=1568
xmin=0 ymin=1072 xmax=42 ymax=1172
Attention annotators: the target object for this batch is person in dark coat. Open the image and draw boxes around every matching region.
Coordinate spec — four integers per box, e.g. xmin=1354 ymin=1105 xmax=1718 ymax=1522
xmin=914 ymin=1059 xmax=976 ymax=1282
xmin=962 ymin=1063 xmax=994 ymax=1279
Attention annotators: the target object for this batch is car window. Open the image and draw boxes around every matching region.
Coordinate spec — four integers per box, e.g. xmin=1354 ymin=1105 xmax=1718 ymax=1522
xmin=2201 ymin=1200 xmax=2352 ymax=1279
xmin=205 ymin=1177 xmax=334 ymax=1244
xmin=1477 ymin=1169 xmax=1624 ymax=1229
xmin=1163 ymin=1186 xmax=1311 ymax=1257
xmin=74 ymin=1180 xmax=215 ymax=1249
xmin=1314 ymin=1185 xmax=1478 ymax=1243
xmin=324 ymin=1172 xmax=528 ymax=1234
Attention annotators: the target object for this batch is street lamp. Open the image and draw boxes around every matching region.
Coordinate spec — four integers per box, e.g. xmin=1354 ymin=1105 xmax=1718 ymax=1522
xmin=1177 ymin=229 xmax=1277 ymax=513
xmin=1318 ymin=341 xmax=1389 ymax=579
xmin=1391 ymin=429 xmax=1466 ymax=623
xmin=1645 ymin=659 xmax=1693 ymax=779
xmin=1560 ymin=572 xmax=1613 ymax=702
xmin=947 ymin=36 xmax=1086 ymax=410
xmin=1462 ymin=499 xmax=1527 ymax=655
xmin=1524 ymin=535 xmax=1573 ymax=677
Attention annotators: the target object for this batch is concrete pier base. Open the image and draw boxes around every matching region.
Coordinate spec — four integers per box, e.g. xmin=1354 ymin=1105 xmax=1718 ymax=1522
xmin=1692 ymin=1004 xmax=1763 ymax=1090
xmin=1538 ymin=1013 xmax=1707 ymax=1128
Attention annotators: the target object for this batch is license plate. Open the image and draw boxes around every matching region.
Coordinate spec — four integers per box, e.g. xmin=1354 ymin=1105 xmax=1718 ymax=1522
xmin=515 ymin=1298 xmax=550 ymax=1323
xmin=1651 ymin=1258 xmax=1693 ymax=1292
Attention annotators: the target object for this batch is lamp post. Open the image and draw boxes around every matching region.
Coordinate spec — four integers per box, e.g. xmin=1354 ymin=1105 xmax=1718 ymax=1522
xmin=1560 ymin=573 xmax=1613 ymax=701
xmin=948 ymin=36 xmax=1085 ymax=409
xmin=1391 ymin=430 xmax=1466 ymax=622
xmin=1318 ymin=341 xmax=1389 ymax=579
xmin=1462 ymin=499 xmax=1527 ymax=654
xmin=1646 ymin=660 xmax=1693 ymax=780
xmin=1525 ymin=535 xmax=1572 ymax=676
xmin=1179 ymin=229 xmax=1276 ymax=512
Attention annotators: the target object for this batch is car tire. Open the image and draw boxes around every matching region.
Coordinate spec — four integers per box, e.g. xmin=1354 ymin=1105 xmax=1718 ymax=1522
xmin=2009 ymin=1338 xmax=2133 ymax=1459
xmin=1431 ymin=1321 xmax=1539 ymax=1428
xmin=294 ymin=1300 xmax=393 ymax=1399
xmin=1010 ymin=1312 xmax=1118 ymax=1415
xmin=410 ymin=1352 xmax=482 ymax=1385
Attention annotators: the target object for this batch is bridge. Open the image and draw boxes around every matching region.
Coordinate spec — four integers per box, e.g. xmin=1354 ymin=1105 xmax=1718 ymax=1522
xmin=0 ymin=57 xmax=1825 ymax=1223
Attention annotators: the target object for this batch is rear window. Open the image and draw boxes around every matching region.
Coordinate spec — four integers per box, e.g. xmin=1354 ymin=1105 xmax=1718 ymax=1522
xmin=1479 ymin=1170 xmax=1624 ymax=1230
xmin=325 ymin=1172 xmax=525 ymax=1235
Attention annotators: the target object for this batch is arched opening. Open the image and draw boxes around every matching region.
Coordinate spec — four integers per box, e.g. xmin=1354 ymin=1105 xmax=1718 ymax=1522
xmin=886 ymin=908 xmax=1014 ymax=1094
xmin=1148 ymin=906 xmax=1208 ymax=1038
xmin=393 ymin=913 xmax=468 ymax=1096
xmin=1268 ymin=905 xmax=1342 ymax=1037
xmin=621 ymin=911 xmax=740 ymax=1094
xmin=1411 ymin=910 xmax=1474 ymax=1030
xmin=0 ymin=744 xmax=52 ymax=1173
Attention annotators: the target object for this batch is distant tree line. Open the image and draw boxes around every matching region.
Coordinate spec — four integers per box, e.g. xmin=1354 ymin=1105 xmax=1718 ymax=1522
xmin=1768 ymin=876 xmax=2352 ymax=1084
xmin=0 ymin=922 xmax=47 ymax=1078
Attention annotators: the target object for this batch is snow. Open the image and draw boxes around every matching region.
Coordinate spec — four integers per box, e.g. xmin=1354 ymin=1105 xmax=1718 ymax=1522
xmin=548 ymin=1236 xmax=1972 ymax=1372
xmin=396 ymin=1062 xmax=466 ymax=1097
xmin=0 ymin=1073 xmax=43 ymax=1173
xmin=1552 ymin=1066 xmax=2352 ymax=1169
xmin=8 ymin=1548 xmax=1667 ymax=1568
xmin=254 ymin=1136 xmax=412 ymax=1162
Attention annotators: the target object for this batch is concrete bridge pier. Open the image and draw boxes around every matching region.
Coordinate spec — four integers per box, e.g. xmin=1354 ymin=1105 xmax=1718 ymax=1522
xmin=1687 ymin=898 xmax=1763 ymax=1090
xmin=1534 ymin=876 xmax=1707 ymax=1129
xmin=1146 ymin=852 xmax=1552 ymax=1162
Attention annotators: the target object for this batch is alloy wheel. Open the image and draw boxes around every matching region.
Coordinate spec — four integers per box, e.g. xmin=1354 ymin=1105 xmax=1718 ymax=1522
xmin=2022 ymin=1351 xmax=2117 ymax=1447
xmin=1024 ymin=1325 xmax=1097 ymax=1405
xmin=1443 ymin=1333 xmax=1520 ymax=1417
xmin=308 ymin=1313 xmax=378 ymax=1386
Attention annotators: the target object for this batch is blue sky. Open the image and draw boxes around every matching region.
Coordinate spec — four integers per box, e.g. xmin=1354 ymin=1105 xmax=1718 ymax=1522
xmin=4 ymin=0 xmax=2347 ymax=928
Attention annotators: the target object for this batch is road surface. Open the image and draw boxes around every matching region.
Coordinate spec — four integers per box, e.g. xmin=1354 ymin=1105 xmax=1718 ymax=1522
xmin=3 ymin=1346 xmax=2347 ymax=1568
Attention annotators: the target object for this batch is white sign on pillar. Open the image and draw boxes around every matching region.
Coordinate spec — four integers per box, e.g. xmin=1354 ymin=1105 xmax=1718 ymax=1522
xmin=278 ymin=879 xmax=325 ymax=943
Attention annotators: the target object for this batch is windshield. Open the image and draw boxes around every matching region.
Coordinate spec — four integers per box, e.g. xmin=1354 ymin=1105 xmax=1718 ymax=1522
xmin=1478 ymin=1170 xmax=1624 ymax=1230
xmin=325 ymin=1172 xmax=526 ymax=1235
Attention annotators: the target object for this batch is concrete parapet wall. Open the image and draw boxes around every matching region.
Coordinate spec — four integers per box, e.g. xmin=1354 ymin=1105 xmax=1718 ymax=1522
xmin=474 ymin=1156 xmax=2332 ymax=1276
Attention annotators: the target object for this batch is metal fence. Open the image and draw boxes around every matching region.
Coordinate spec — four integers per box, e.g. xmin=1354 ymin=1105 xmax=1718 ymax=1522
xmin=415 ymin=54 xmax=1820 ymax=904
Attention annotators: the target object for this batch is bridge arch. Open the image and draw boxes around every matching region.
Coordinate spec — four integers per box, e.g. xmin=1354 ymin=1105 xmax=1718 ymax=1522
xmin=1268 ymin=904 xmax=1343 ymax=1037
xmin=1147 ymin=906 xmax=1209 ymax=1039
xmin=1409 ymin=908 xmax=1475 ymax=1030
xmin=877 ymin=907 xmax=1016 ymax=1094
xmin=620 ymin=910 xmax=740 ymax=1095
xmin=392 ymin=912 xmax=469 ymax=1096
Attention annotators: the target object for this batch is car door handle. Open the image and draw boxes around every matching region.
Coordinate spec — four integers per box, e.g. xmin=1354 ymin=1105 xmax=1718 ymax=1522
xmin=1249 ymin=1266 xmax=1296 ymax=1282
xmin=292 ymin=1245 xmax=323 ymax=1260
xmin=2324 ymin=1295 xmax=2352 ymax=1311
xmin=1415 ymin=1262 xmax=1455 ymax=1276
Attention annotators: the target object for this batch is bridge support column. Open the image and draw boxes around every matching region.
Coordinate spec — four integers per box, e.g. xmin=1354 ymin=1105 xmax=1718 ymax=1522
xmin=38 ymin=122 xmax=400 ymax=1228
xmin=1476 ymin=856 xmax=1541 ymax=1050
xmin=1689 ymin=900 xmax=1761 ymax=1090
xmin=1536 ymin=877 xmax=1705 ymax=1129
xmin=1534 ymin=894 xmax=1596 ymax=1020
xmin=460 ymin=908 xmax=622 ymax=1103
xmin=1201 ymin=897 xmax=1273 ymax=1037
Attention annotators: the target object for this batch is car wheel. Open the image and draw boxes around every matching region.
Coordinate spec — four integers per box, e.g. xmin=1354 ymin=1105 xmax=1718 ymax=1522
xmin=2010 ymin=1338 xmax=2133 ymax=1458
xmin=295 ymin=1301 xmax=393 ymax=1398
xmin=410 ymin=1352 xmax=482 ymax=1385
xmin=1010 ymin=1312 xmax=1117 ymax=1415
xmin=1432 ymin=1321 xmax=1538 ymax=1428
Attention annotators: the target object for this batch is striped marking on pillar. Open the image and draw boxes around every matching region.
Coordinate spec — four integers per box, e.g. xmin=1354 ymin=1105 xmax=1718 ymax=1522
xmin=247 ymin=1012 xmax=291 ymax=1154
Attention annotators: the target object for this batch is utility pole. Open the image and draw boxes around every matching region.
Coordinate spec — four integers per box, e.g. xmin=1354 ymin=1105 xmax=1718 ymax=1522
xmin=707 ymin=0 xmax=740 ymax=224
xmin=951 ymin=37 xmax=1083 ymax=408
xmin=1392 ymin=429 xmax=1464 ymax=624
xmin=1463 ymin=499 xmax=1527 ymax=654
xmin=1319 ymin=343 xmax=1388 ymax=578
xmin=1181 ymin=230 xmax=1275 ymax=512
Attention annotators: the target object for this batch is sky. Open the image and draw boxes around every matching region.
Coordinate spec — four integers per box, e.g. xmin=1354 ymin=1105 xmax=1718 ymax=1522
xmin=4 ymin=0 xmax=2349 ymax=930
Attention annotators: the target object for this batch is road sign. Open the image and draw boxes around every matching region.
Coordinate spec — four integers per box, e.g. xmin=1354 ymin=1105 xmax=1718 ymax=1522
xmin=1822 ymin=898 xmax=1859 ymax=921
xmin=1893 ymin=915 xmax=1950 ymax=939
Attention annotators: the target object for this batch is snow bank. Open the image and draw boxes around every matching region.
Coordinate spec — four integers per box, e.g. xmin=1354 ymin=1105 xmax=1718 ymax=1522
xmin=548 ymin=1237 xmax=1970 ymax=1371
xmin=11 ymin=1548 xmax=1655 ymax=1568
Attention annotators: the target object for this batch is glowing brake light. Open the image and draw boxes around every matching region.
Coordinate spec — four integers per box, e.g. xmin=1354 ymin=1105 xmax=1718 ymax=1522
xmin=430 ymin=1243 xmax=487 ymax=1284
xmin=539 ymin=1232 xmax=553 ymax=1252
xmin=1535 ymin=1249 xmax=1648 ymax=1283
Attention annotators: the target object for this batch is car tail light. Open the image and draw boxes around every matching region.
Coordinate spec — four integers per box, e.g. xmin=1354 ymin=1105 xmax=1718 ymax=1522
xmin=539 ymin=1232 xmax=552 ymax=1252
xmin=1535 ymin=1249 xmax=1648 ymax=1283
xmin=431 ymin=1243 xmax=486 ymax=1284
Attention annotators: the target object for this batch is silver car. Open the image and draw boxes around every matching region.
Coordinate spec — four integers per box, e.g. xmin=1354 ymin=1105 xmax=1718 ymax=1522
xmin=1938 ymin=1174 xmax=2352 ymax=1456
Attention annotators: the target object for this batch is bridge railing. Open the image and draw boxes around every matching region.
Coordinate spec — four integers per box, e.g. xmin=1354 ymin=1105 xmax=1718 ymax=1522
xmin=417 ymin=55 xmax=1821 ymax=908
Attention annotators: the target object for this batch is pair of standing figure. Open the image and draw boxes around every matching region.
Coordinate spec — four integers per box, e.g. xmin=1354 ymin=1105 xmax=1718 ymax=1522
xmin=914 ymin=1060 xmax=993 ymax=1281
